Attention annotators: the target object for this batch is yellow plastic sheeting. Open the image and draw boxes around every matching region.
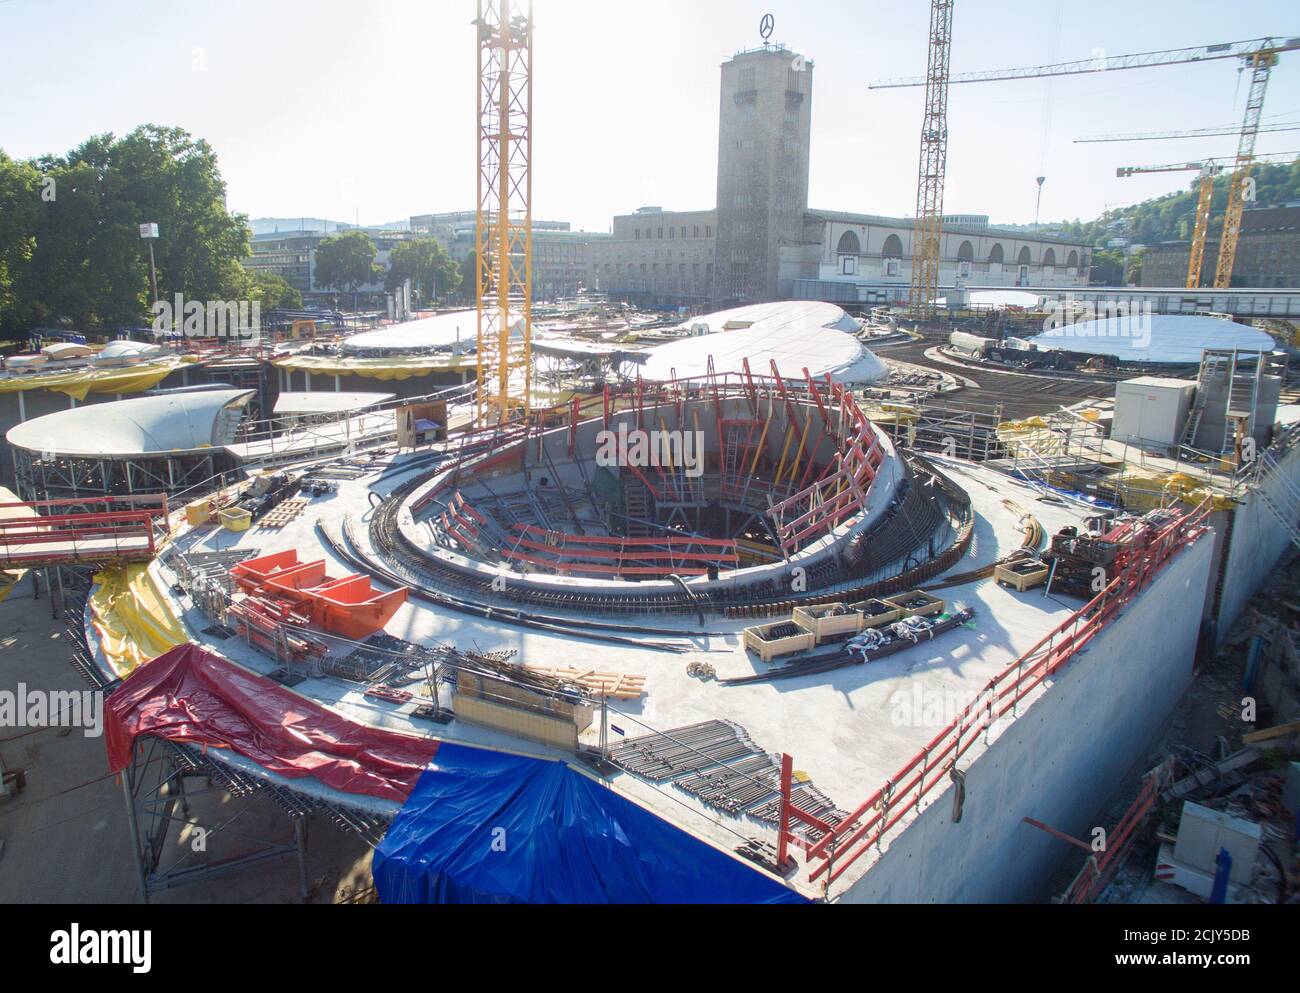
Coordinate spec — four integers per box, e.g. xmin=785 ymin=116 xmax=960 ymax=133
xmin=274 ymin=354 xmax=471 ymax=382
xmin=89 ymin=565 xmax=188 ymax=677
xmin=862 ymin=402 xmax=920 ymax=426
xmin=998 ymin=416 xmax=1049 ymax=434
xmin=0 ymin=363 xmax=177 ymax=401
xmin=0 ymin=569 xmax=27 ymax=605
xmin=1108 ymin=469 xmax=1236 ymax=513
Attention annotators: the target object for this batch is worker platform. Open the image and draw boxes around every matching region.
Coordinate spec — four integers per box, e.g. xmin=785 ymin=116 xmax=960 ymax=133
xmin=0 ymin=495 xmax=169 ymax=569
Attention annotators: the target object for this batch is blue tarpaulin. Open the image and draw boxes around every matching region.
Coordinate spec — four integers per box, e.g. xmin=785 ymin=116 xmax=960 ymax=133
xmin=373 ymin=743 xmax=808 ymax=905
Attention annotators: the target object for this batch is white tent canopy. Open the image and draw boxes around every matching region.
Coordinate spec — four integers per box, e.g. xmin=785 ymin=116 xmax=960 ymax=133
xmin=1029 ymin=314 xmax=1276 ymax=365
xmin=7 ymin=389 xmax=255 ymax=459
xmin=341 ymin=310 xmax=522 ymax=354
xmin=640 ymin=302 xmax=887 ymax=385
xmin=273 ymin=392 xmax=395 ymax=416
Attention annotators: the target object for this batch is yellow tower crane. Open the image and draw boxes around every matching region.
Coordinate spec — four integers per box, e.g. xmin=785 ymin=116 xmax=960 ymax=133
xmin=1212 ymin=49 xmax=1283 ymax=289
xmin=873 ymin=35 xmax=1300 ymax=308
xmin=474 ymin=0 xmax=534 ymax=426
xmin=1116 ymin=152 xmax=1299 ymax=289
xmin=1116 ymin=160 xmax=1223 ymax=290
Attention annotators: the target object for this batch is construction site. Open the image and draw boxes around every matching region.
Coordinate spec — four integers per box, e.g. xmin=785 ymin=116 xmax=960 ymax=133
xmin=1 ymin=2 xmax=1299 ymax=919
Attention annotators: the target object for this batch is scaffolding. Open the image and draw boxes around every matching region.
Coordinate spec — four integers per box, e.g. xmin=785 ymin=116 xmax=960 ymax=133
xmin=475 ymin=0 xmax=534 ymax=425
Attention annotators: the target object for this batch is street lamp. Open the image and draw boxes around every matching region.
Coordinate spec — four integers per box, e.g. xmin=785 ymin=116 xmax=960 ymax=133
xmin=139 ymin=222 xmax=160 ymax=308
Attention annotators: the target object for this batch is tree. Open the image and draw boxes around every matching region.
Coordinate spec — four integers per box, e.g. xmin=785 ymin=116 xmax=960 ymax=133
xmin=1125 ymin=249 xmax=1145 ymax=287
xmin=385 ymin=238 xmax=461 ymax=306
xmin=314 ymin=231 xmax=378 ymax=310
xmin=4 ymin=126 xmax=252 ymax=334
xmin=1039 ymin=159 xmax=1300 ymax=249
xmin=0 ymin=150 xmax=42 ymax=337
xmin=246 ymin=271 xmax=303 ymax=311
xmin=457 ymin=251 xmax=480 ymax=304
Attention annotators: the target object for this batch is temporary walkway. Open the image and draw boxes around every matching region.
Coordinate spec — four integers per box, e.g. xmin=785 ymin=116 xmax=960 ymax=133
xmin=0 ymin=495 xmax=170 ymax=570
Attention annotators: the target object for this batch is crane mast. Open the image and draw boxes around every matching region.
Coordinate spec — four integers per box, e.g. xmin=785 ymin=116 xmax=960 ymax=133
xmin=1213 ymin=51 xmax=1277 ymax=289
xmin=909 ymin=0 xmax=955 ymax=319
xmin=475 ymin=0 xmax=534 ymax=426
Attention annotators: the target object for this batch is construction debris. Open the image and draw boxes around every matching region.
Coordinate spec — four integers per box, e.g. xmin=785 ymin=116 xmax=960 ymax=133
xmin=522 ymin=665 xmax=646 ymax=701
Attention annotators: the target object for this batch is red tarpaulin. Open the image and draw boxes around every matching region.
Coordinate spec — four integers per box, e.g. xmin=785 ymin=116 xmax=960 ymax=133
xmin=105 ymin=644 xmax=440 ymax=803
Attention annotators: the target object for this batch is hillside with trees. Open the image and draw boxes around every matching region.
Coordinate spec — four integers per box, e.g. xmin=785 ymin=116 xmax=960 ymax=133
xmin=1041 ymin=159 xmax=1300 ymax=249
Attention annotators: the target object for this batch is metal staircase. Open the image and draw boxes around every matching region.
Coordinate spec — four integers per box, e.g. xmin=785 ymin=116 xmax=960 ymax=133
xmin=622 ymin=477 xmax=654 ymax=538
xmin=1180 ymin=350 xmax=1232 ymax=450
xmin=1253 ymin=450 xmax=1300 ymax=552
xmin=1222 ymin=351 xmax=1264 ymax=455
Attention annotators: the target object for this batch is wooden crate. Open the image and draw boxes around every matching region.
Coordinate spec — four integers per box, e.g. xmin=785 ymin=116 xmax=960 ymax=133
xmin=743 ymin=621 xmax=817 ymax=663
xmin=848 ymin=598 xmax=905 ymax=630
xmin=995 ymin=559 xmax=1051 ymax=592
xmin=885 ymin=590 xmax=946 ymax=619
xmin=793 ymin=603 xmax=864 ymax=643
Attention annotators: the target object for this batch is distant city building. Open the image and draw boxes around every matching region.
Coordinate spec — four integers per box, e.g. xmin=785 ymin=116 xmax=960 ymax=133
xmin=245 ymin=228 xmax=415 ymax=302
xmin=714 ymin=46 xmax=815 ymax=304
xmin=410 ymin=213 xmax=609 ymax=301
xmin=1138 ymin=205 xmax=1300 ymax=289
xmin=592 ymin=41 xmax=1089 ymax=312
xmin=589 ymin=207 xmax=717 ymax=309
xmin=791 ymin=212 xmax=1089 ymax=308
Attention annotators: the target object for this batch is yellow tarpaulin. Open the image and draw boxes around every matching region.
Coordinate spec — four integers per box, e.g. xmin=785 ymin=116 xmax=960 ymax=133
xmin=0 ymin=362 xmax=178 ymax=401
xmin=273 ymin=354 xmax=470 ymax=382
xmin=89 ymin=565 xmax=188 ymax=677
xmin=0 ymin=569 xmax=26 ymax=605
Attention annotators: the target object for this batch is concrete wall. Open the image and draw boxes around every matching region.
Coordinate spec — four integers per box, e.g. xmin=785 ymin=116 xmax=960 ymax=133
xmin=841 ymin=532 xmax=1215 ymax=904
xmin=1216 ymin=439 xmax=1300 ymax=637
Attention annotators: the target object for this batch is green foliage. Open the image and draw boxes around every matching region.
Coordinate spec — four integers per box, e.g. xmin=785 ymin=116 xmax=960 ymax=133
xmin=385 ymin=238 xmax=461 ymax=304
xmin=247 ymin=270 xmax=303 ymax=310
xmin=457 ymin=251 xmax=479 ymax=304
xmin=1042 ymin=160 xmax=1300 ymax=248
xmin=1 ymin=126 xmax=252 ymax=337
xmin=313 ymin=231 xmax=379 ymax=297
xmin=0 ymin=150 xmax=42 ymax=331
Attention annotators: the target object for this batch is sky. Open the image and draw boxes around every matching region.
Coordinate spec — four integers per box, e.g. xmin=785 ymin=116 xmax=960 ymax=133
xmin=1 ymin=0 xmax=1297 ymax=232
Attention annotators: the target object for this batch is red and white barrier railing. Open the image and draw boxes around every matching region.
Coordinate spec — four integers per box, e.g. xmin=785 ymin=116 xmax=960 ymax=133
xmin=777 ymin=499 xmax=1212 ymax=891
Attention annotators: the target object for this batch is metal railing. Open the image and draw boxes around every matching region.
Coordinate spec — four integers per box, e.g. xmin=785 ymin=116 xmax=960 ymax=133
xmin=780 ymin=498 xmax=1213 ymax=893
xmin=0 ymin=494 xmax=169 ymax=569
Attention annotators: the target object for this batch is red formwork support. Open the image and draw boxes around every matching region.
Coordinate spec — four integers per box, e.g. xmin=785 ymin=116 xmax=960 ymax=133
xmin=501 ymin=523 xmax=739 ymax=579
xmin=1059 ymin=761 xmax=1170 ymax=904
xmin=230 ymin=549 xmax=409 ymax=641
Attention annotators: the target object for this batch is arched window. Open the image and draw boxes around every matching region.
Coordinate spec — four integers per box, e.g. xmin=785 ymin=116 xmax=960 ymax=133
xmin=836 ymin=230 xmax=861 ymax=255
xmin=1067 ymin=250 xmax=1079 ymax=269
xmin=1017 ymin=247 xmax=1032 ymax=266
xmin=957 ymin=241 xmax=975 ymax=263
xmin=882 ymin=234 xmax=904 ymax=258
xmin=988 ymin=244 xmax=1005 ymax=265
xmin=1043 ymin=248 xmax=1057 ymax=267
